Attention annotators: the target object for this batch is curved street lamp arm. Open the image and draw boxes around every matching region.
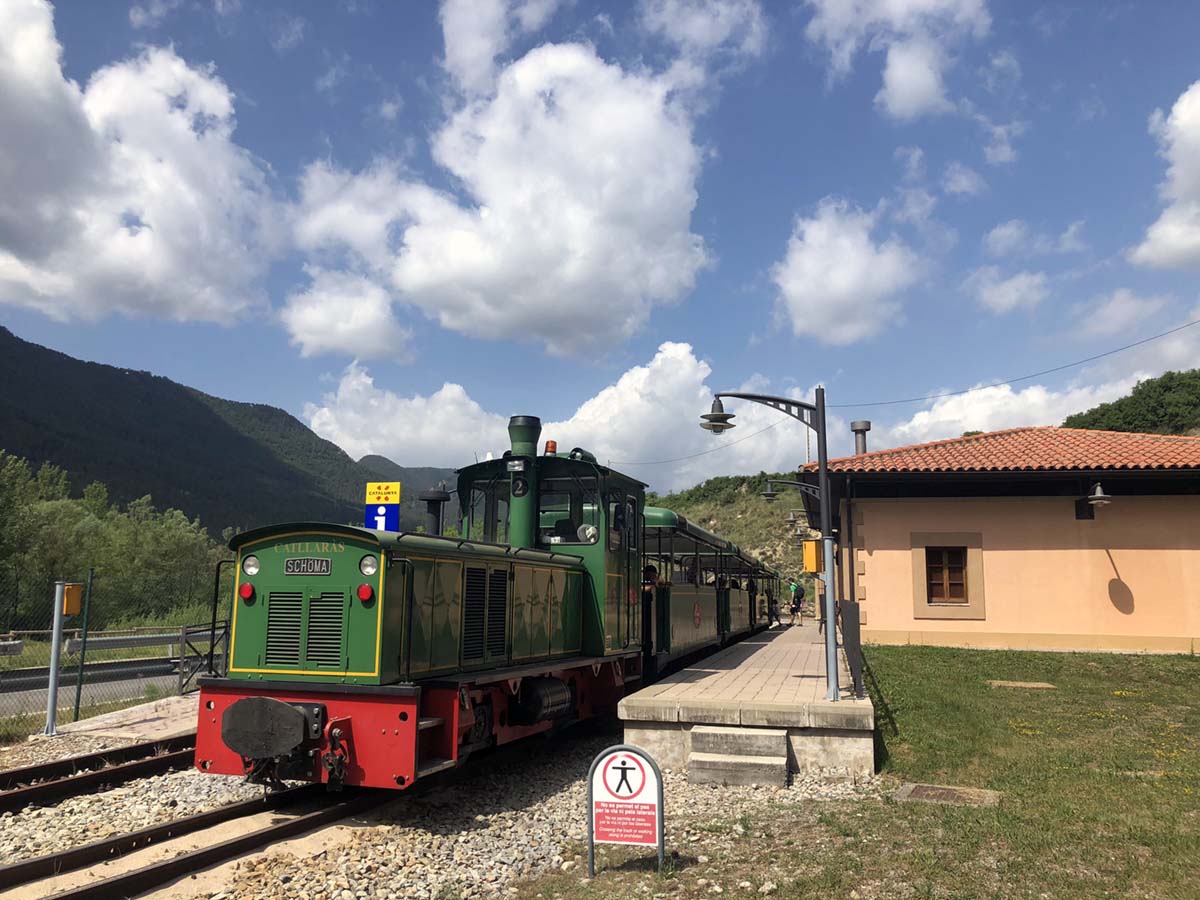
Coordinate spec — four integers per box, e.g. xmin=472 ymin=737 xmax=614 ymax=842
xmin=714 ymin=392 xmax=819 ymax=431
xmin=766 ymin=479 xmax=822 ymax=501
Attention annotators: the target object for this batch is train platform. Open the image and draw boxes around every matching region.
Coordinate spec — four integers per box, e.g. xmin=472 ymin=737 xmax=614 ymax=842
xmin=55 ymin=693 xmax=198 ymax=742
xmin=618 ymin=623 xmax=875 ymax=785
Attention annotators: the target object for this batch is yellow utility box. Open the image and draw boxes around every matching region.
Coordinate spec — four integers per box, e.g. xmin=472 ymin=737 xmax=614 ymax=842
xmin=62 ymin=583 xmax=84 ymax=616
xmin=801 ymin=539 xmax=824 ymax=573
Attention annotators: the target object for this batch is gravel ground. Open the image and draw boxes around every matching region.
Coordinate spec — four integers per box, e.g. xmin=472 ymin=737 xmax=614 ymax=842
xmin=218 ymin=728 xmax=881 ymax=900
xmin=0 ymin=733 xmax=131 ymax=771
xmin=0 ymin=767 xmax=267 ymax=863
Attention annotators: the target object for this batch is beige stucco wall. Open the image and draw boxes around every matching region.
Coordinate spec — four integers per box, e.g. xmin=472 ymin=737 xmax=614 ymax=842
xmin=846 ymin=496 xmax=1200 ymax=653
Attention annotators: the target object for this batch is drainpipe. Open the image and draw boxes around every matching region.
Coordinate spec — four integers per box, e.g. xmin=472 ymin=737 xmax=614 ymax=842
xmin=845 ymin=477 xmax=856 ymax=604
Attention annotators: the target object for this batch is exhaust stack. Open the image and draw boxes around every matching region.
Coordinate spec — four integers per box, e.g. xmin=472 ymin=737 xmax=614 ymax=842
xmin=507 ymin=416 xmax=542 ymax=549
xmin=851 ymin=420 xmax=871 ymax=456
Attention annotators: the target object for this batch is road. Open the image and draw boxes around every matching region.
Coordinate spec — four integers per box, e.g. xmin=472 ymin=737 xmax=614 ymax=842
xmin=0 ymin=672 xmax=182 ymax=723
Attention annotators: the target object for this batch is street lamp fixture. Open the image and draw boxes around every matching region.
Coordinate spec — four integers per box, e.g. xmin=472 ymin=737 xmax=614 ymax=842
xmin=700 ymin=397 xmax=736 ymax=434
xmin=699 ymin=389 xmax=841 ymax=701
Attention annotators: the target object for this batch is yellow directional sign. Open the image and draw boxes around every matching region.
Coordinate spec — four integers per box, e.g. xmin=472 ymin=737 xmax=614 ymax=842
xmin=365 ymin=482 xmax=401 ymax=505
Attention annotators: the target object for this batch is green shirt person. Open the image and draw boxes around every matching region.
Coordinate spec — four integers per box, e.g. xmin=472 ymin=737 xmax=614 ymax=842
xmin=788 ymin=581 xmax=804 ymax=625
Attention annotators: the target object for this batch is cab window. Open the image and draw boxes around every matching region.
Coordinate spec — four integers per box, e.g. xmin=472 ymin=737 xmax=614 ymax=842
xmin=538 ymin=477 xmax=600 ymax=545
xmin=461 ymin=479 xmax=510 ymax=543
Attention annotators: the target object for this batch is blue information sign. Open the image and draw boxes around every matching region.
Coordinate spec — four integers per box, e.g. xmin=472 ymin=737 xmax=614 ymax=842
xmin=364 ymin=503 xmax=400 ymax=532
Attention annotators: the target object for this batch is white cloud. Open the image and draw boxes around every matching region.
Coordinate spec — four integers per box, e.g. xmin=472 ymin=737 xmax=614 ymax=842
xmin=895 ymin=145 xmax=925 ymax=182
xmin=979 ymin=116 xmax=1027 ymax=164
xmin=1075 ymin=289 xmax=1169 ymax=339
xmin=1057 ymin=219 xmax=1087 ymax=252
xmin=292 ymin=43 xmax=709 ymax=356
xmin=804 ymin=0 xmax=990 ymax=120
xmin=281 ymin=268 xmax=412 ymax=359
xmin=980 ymin=49 xmax=1020 ymax=95
xmin=305 ymin=342 xmax=803 ymax=490
xmin=983 ymin=218 xmax=1087 ymax=256
xmin=942 ymin=160 xmax=986 ymax=195
xmin=876 ymin=37 xmax=953 ymax=119
xmin=1130 ymin=80 xmax=1200 ymax=269
xmin=638 ymin=0 xmax=766 ymax=61
xmin=772 ymin=198 xmax=921 ymax=344
xmin=983 ymin=219 xmax=1030 ymax=256
xmin=439 ymin=0 xmax=564 ymax=96
xmin=0 ymin=1 xmax=275 ymax=323
xmin=129 ymin=0 xmax=181 ymax=29
xmin=377 ymin=95 xmax=403 ymax=121
xmin=963 ymin=266 xmax=1048 ymax=314
xmin=270 ymin=14 xmax=306 ymax=53
xmin=881 ymin=378 xmax=1139 ymax=447
xmin=315 ymin=55 xmax=349 ymax=95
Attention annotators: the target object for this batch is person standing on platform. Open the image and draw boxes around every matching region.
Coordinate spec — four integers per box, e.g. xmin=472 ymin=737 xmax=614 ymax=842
xmin=789 ymin=580 xmax=804 ymax=626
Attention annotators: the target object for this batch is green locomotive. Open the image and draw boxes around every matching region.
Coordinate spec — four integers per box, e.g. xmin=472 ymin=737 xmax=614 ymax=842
xmin=196 ymin=416 xmax=778 ymax=790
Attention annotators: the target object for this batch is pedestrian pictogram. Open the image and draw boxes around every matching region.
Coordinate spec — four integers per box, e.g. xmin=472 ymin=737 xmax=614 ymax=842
xmin=587 ymin=745 xmax=664 ymax=876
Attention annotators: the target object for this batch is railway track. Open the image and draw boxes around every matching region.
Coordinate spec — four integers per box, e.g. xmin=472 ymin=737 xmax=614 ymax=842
xmin=1 ymin=784 xmax=388 ymax=899
xmin=0 ymin=734 xmax=196 ymax=813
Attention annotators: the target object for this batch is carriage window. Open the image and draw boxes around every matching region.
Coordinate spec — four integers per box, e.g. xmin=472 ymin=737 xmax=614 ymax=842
xmin=673 ymin=552 xmax=699 ymax=585
xmin=538 ymin=478 xmax=600 ymax=545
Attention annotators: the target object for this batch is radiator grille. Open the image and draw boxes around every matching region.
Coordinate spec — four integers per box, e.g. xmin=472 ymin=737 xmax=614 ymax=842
xmin=463 ymin=567 xmax=487 ymax=661
xmin=305 ymin=592 xmax=345 ymax=668
xmin=487 ymin=568 xmax=508 ymax=659
xmin=265 ymin=592 xmax=303 ymax=666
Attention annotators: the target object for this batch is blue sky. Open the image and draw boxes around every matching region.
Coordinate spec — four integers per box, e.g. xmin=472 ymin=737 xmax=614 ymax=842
xmin=3 ymin=0 xmax=1200 ymax=490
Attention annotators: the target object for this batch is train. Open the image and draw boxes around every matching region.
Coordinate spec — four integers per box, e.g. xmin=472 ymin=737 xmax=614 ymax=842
xmin=195 ymin=415 xmax=780 ymax=790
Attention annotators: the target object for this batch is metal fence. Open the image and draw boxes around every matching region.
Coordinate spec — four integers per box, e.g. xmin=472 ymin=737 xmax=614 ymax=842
xmin=0 ymin=569 xmax=227 ymax=742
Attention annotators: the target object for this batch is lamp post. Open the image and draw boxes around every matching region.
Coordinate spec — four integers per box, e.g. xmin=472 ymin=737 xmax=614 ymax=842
xmin=700 ymin=388 xmax=840 ymax=701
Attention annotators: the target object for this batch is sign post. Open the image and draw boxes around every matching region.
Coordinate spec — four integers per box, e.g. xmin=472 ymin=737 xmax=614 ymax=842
xmin=587 ymin=744 xmax=664 ymax=877
xmin=364 ymin=482 xmax=402 ymax=532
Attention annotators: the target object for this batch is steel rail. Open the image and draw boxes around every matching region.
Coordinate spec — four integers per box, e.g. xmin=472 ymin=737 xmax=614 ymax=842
xmin=0 ymin=736 xmax=196 ymax=811
xmin=0 ymin=784 xmax=323 ymax=890
xmin=45 ymin=788 xmax=388 ymax=900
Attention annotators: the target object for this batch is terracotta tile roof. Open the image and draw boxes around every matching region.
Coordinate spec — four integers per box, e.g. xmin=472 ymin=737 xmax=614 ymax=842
xmin=804 ymin=427 xmax=1200 ymax=474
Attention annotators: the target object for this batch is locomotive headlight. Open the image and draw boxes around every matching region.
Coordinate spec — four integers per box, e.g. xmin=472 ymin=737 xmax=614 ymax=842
xmin=359 ymin=554 xmax=379 ymax=577
xmin=242 ymin=555 xmax=260 ymax=576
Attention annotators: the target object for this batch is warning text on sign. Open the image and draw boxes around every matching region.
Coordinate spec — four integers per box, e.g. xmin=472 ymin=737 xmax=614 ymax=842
xmin=593 ymin=800 xmax=657 ymax=845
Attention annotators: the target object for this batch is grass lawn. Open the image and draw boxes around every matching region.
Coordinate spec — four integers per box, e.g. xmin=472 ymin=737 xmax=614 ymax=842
xmin=519 ymin=646 xmax=1200 ymax=900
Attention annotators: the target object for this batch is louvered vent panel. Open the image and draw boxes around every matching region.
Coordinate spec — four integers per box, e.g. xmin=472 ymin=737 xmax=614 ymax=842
xmin=463 ymin=567 xmax=487 ymax=661
xmin=306 ymin=592 xmax=345 ymax=668
xmin=265 ymin=592 xmax=303 ymax=666
xmin=486 ymin=568 xmax=508 ymax=659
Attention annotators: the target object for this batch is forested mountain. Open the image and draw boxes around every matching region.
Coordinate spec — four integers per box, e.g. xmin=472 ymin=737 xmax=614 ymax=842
xmin=0 ymin=327 xmax=453 ymax=534
xmin=1064 ymin=369 xmax=1200 ymax=435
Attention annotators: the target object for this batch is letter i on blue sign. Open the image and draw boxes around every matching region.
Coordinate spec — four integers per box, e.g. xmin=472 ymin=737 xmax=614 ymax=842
xmin=365 ymin=504 xmax=400 ymax=532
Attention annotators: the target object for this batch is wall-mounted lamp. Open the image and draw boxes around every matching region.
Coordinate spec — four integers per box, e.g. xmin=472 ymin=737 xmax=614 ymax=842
xmin=1075 ymin=482 xmax=1113 ymax=520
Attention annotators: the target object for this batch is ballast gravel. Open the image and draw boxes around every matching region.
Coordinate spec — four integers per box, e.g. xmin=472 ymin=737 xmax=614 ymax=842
xmin=220 ymin=729 xmax=880 ymax=900
xmin=0 ymin=767 xmax=267 ymax=864
xmin=0 ymin=733 xmax=129 ymax=772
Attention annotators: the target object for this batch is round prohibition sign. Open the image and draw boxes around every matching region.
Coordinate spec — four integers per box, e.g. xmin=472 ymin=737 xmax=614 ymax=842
xmin=600 ymin=752 xmax=647 ymax=801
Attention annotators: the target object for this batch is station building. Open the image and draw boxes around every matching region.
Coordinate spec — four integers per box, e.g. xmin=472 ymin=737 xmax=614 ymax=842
xmin=799 ymin=427 xmax=1200 ymax=653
